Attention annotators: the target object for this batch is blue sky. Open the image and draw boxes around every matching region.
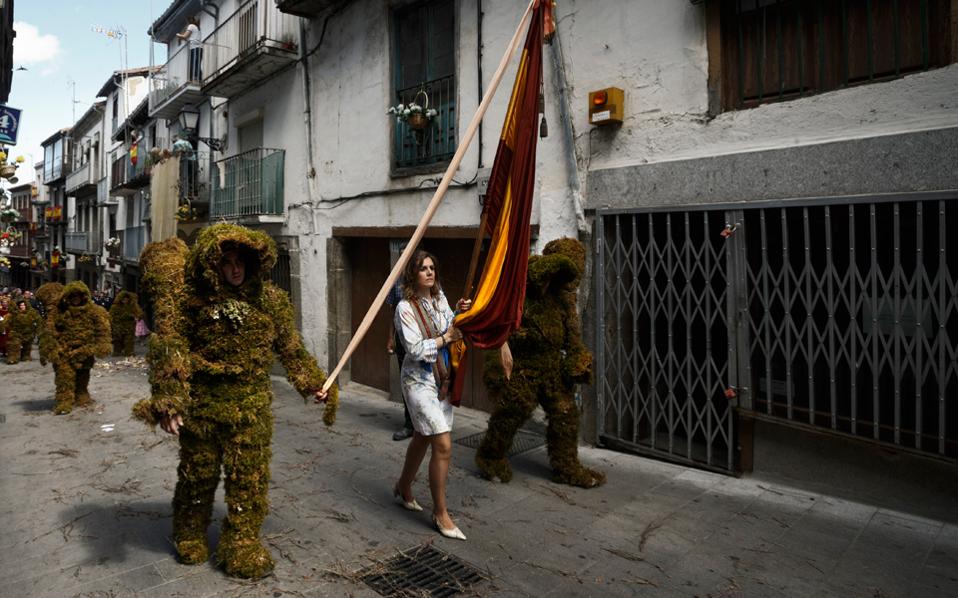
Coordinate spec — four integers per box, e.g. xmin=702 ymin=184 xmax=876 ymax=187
xmin=6 ymin=1 xmax=171 ymax=184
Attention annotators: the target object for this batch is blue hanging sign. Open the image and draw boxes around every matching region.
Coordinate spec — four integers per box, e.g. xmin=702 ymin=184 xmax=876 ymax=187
xmin=0 ymin=105 xmax=23 ymax=145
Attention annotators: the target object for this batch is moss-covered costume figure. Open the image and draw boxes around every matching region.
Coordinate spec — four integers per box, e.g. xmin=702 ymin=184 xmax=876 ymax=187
xmin=35 ymin=282 xmax=64 ymax=366
xmin=476 ymin=238 xmax=606 ymax=489
xmin=4 ymin=297 xmax=42 ymax=364
xmin=109 ymin=290 xmax=143 ymax=356
xmin=49 ymin=281 xmax=112 ymax=414
xmin=132 ymin=224 xmax=338 ymax=580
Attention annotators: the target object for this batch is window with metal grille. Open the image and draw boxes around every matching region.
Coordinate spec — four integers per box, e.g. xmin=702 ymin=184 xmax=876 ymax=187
xmin=391 ymin=0 xmax=457 ymax=171
xmin=271 ymin=248 xmax=292 ymax=296
xmin=712 ymin=0 xmax=955 ymax=112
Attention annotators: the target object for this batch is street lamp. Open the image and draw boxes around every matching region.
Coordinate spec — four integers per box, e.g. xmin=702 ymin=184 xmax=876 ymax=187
xmin=178 ymin=109 xmax=200 ymax=132
xmin=177 ymin=109 xmax=224 ymax=152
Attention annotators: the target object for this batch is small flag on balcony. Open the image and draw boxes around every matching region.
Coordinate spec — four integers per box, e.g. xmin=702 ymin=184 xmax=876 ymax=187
xmin=130 ymin=140 xmax=139 ymax=166
xmin=447 ymin=0 xmax=550 ymax=406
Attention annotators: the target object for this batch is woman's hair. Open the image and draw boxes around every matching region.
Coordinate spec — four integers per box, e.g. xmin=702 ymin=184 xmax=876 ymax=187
xmin=188 ymin=16 xmax=199 ymax=26
xmin=401 ymin=249 xmax=441 ymax=302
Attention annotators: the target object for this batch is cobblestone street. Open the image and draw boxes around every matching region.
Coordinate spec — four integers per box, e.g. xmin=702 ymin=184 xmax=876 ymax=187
xmin=0 ymin=355 xmax=956 ymax=597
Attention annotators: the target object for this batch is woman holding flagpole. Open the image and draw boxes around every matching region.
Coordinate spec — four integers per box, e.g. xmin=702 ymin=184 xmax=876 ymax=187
xmin=391 ymin=249 xmax=470 ymax=540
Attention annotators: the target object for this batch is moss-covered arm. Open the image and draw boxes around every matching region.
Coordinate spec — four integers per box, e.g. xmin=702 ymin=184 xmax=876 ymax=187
xmin=265 ymin=284 xmax=338 ymax=426
xmin=133 ymin=334 xmax=193 ymax=426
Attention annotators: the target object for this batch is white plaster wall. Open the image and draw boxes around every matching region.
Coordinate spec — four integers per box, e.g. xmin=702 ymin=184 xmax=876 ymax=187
xmin=552 ymin=0 xmax=958 ymax=171
xmin=230 ymin=0 xmax=958 ymax=363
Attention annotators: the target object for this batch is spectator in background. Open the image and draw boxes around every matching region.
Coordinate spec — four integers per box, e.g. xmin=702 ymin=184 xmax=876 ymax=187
xmin=177 ymin=17 xmax=203 ymax=82
xmin=386 ymin=279 xmax=414 ymax=441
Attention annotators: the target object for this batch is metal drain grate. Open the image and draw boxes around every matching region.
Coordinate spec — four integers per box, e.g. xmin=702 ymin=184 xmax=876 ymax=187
xmin=359 ymin=544 xmax=486 ymax=597
xmin=455 ymin=429 xmax=545 ymax=457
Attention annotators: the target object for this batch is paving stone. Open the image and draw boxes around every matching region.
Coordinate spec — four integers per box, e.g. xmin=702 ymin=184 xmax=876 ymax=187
xmin=1 ymin=357 xmax=953 ymax=597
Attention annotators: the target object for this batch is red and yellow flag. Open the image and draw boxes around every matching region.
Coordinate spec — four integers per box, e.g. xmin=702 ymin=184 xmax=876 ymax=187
xmin=449 ymin=0 xmax=550 ymax=405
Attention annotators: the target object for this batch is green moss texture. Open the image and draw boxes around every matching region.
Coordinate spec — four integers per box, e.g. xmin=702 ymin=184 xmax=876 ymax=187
xmin=134 ymin=223 xmax=338 ymax=579
xmin=109 ymin=290 xmax=143 ymax=356
xmin=4 ymin=300 xmax=41 ymax=364
xmin=476 ymin=238 xmax=605 ymax=489
xmin=35 ymin=282 xmax=64 ymax=366
xmin=49 ymin=282 xmax=111 ymax=414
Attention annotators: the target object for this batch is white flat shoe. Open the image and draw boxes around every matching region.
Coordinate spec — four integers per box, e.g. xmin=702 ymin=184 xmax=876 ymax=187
xmin=393 ymin=486 xmax=423 ymax=512
xmin=434 ymin=516 xmax=467 ymax=541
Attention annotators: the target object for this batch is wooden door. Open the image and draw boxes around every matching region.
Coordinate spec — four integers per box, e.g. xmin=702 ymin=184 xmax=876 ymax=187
xmin=347 ymin=237 xmax=392 ymax=391
xmin=346 ymin=235 xmax=495 ymax=412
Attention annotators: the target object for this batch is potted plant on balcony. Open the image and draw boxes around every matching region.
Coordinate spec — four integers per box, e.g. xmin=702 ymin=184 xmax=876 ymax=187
xmin=105 ymin=236 xmax=122 ymax=260
xmin=0 ymin=207 xmax=18 ymax=224
xmin=387 ymin=89 xmax=438 ymax=131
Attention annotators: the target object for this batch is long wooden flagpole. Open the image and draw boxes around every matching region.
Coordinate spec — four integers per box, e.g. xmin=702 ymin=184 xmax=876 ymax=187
xmin=322 ymin=0 xmax=537 ymax=393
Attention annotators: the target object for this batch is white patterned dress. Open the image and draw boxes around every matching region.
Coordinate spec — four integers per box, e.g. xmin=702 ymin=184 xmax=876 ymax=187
xmin=395 ymin=291 xmax=456 ymax=436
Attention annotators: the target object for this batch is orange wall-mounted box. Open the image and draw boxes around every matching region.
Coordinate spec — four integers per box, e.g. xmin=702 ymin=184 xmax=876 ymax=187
xmin=588 ymin=87 xmax=624 ymax=126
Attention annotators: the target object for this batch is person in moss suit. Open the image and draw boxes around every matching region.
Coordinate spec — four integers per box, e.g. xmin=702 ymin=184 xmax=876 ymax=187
xmin=132 ymin=224 xmax=337 ymax=580
xmin=49 ymin=282 xmax=112 ymax=414
xmin=35 ymin=282 xmax=64 ymax=366
xmin=476 ymin=238 xmax=606 ymax=489
xmin=4 ymin=297 xmax=41 ymax=364
xmin=109 ymin=290 xmax=143 ymax=356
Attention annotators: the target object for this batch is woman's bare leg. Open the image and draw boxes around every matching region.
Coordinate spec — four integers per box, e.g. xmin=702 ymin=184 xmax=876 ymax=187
xmin=397 ymin=432 xmax=430 ymax=501
xmin=427 ymin=432 xmax=456 ymax=529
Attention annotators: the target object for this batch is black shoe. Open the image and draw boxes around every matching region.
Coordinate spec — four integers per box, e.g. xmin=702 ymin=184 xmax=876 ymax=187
xmin=393 ymin=427 xmax=414 ymax=441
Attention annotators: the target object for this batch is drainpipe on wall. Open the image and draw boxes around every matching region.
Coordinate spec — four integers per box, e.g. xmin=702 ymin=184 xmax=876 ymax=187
xmin=298 ymin=19 xmax=318 ymax=235
xmin=548 ymin=26 xmax=587 ymax=235
xmin=202 ymin=0 xmax=219 ymax=186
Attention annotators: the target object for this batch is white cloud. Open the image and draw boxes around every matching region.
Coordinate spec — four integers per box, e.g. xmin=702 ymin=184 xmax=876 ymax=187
xmin=13 ymin=22 xmax=61 ymax=65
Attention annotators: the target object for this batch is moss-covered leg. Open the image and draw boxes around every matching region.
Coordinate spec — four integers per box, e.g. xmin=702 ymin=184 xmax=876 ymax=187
xmin=6 ymin=336 xmax=21 ymax=364
xmin=112 ymin=338 xmax=123 ymax=356
xmin=217 ymin=415 xmax=274 ymax=579
xmin=53 ymin=362 xmax=76 ymax=414
xmin=475 ymin=379 xmax=538 ymax=483
xmin=75 ymin=358 xmax=95 ymax=407
xmin=173 ymin=427 xmax=221 ymax=565
xmin=542 ymin=391 xmax=605 ymax=489
xmin=20 ymin=341 xmax=32 ymax=361
xmin=123 ymin=335 xmax=135 ymax=356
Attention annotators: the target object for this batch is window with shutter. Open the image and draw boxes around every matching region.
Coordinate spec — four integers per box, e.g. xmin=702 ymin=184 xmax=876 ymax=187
xmin=710 ymin=0 xmax=955 ymax=112
xmin=392 ymin=0 xmax=457 ymax=171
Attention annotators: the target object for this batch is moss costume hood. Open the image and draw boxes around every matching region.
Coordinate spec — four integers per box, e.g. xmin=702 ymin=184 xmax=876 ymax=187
xmin=186 ymin=223 xmax=276 ymax=302
xmin=133 ymin=224 xmax=337 ymax=580
xmin=477 ymin=238 xmax=604 ymax=489
xmin=133 ymin=224 xmax=338 ymax=427
xmin=52 ymin=281 xmax=113 ymax=365
xmin=110 ymin=290 xmax=144 ymax=356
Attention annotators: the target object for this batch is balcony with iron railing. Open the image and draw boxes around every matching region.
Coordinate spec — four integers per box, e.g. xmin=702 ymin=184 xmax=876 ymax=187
xmin=394 ymin=75 xmax=457 ymax=171
xmin=65 ymin=161 xmax=97 ymax=196
xmin=65 ymin=231 xmax=90 ymax=254
xmin=210 ymin=148 xmax=284 ymax=220
xmin=111 ymin=155 xmax=128 ymax=192
xmin=202 ymin=0 xmax=300 ymax=98
xmin=122 ymin=226 xmax=146 ymax=261
xmin=180 ymin=150 xmax=212 ymax=203
xmin=9 ymin=240 xmax=30 ymax=258
xmin=110 ymin=150 xmax=149 ymax=195
xmin=149 ymin=42 xmax=206 ymax=119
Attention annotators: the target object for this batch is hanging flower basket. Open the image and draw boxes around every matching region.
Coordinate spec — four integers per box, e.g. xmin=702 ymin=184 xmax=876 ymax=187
xmin=387 ymin=89 xmax=438 ymax=132
xmin=407 ymin=112 xmax=428 ymax=130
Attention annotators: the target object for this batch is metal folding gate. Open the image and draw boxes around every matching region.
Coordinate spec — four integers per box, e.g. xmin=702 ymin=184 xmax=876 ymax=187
xmin=596 ymin=194 xmax=958 ymax=475
xmin=595 ymin=209 xmax=743 ymax=473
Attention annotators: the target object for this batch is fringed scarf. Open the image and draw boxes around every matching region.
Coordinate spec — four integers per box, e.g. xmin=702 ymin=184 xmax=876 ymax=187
xmin=411 ymin=297 xmax=452 ymax=404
